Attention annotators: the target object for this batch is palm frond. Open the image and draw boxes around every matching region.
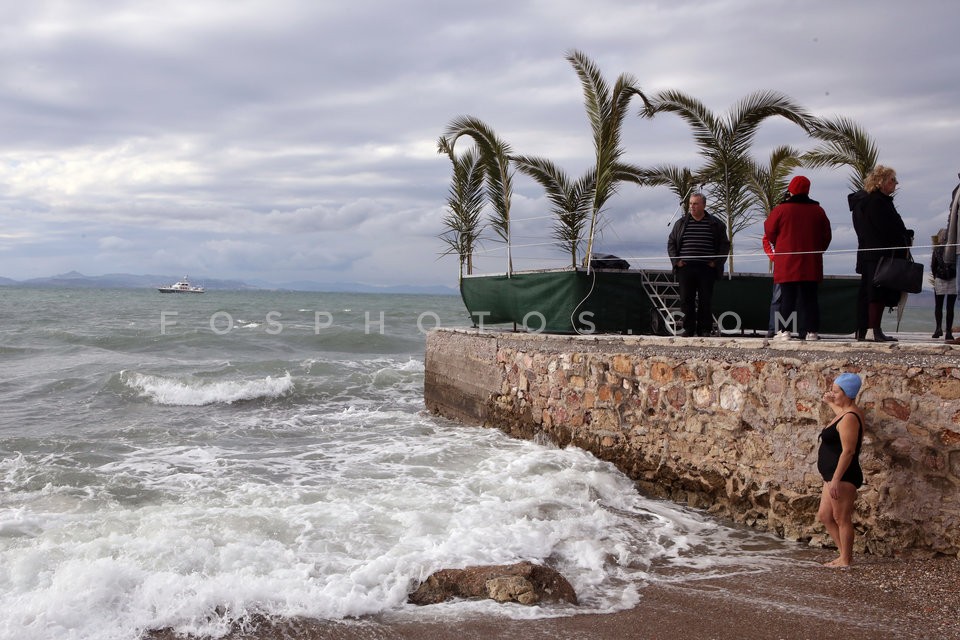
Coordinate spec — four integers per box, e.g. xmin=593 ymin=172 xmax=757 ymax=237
xmin=567 ymin=49 xmax=648 ymax=266
xmin=745 ymin=145 xmax=803 ymax=218
xmin=442 ymin=116 xmax=514 ymax=250
xmin=802 ymin=116 xmax=878 ymax=190
xmin=644 ymin=88 xmax=813 ymax=273
xmin=513 ymin=154 xmax=593 ymax=266
xmin=566 ymin=50 xmax=609 ymax=146
xmin=728 ymin=91 xmax=813 ymax=145
xmin=628 ymin=164 xmax=700 ymax=205
xmin=644 ymin=90 xmax=721 ymax=155
xmin=437 ymin=136 xmax=487 ymax=276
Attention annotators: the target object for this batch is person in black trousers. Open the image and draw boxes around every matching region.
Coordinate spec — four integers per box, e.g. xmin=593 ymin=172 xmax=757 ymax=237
xmin=667 ymin=193 xmax=730 ymax=337
xmin=850 ymin=165 xmax=913 ymax=342
xmin=931 ymin=228 xmax=957 ymax=341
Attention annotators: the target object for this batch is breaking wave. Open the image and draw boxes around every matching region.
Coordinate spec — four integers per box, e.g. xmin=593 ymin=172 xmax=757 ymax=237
xmin=121 ymin=371 xmax=294 ymax=405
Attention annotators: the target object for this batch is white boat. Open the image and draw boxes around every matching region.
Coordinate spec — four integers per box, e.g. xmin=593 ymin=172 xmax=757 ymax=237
xmin=158 ymin=277 xmax=205 ymax=293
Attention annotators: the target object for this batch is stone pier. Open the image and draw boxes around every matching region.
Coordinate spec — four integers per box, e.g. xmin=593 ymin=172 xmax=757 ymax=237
xmin=424 ymin=328 xmax=960 ymax=556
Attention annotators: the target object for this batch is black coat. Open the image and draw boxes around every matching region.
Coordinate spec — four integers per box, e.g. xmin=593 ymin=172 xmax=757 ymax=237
xmin=851 ymin=190 xmax=912 ymax=274
xmin=666 ymin=212 xmax=730 ymax=277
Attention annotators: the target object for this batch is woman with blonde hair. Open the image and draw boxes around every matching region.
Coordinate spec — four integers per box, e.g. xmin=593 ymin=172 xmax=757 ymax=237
xmin=850 ymin=165 xmax=913 ymax=341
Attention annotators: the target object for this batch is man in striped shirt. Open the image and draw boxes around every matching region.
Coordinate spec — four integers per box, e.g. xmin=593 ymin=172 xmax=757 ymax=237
xmin=667 ymin=193 xmax=730 ymax=337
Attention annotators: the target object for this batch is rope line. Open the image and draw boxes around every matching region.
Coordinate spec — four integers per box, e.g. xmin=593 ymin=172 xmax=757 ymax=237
xmin=467 ymin=242 xmax=958 ymax=263
xmin=509 ymin=214 xmax=557 ymax=222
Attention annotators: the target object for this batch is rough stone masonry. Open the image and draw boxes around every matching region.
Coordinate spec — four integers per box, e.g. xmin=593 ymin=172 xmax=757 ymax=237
xmin=424 ymin=328 xmax=960 ymax=557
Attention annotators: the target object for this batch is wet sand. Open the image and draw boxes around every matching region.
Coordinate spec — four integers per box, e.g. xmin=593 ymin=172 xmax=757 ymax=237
xmin=148 ymin=550 xmax=959 ymax=640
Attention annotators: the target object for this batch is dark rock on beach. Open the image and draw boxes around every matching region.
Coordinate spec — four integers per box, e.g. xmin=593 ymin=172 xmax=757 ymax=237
xmin=143 ymin=553 xmax=960 ymax=640
xmin=407 ymin=561 xmax=578 ymax=606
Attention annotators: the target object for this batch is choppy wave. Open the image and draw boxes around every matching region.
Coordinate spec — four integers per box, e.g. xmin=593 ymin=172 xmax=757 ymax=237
xmin=0 ymin=418 xmax=794 ymax=640
xmin=121 ymin=371 xmax=295 ymax=405
xmin=0 ymin=289 xmax=800 ymax=640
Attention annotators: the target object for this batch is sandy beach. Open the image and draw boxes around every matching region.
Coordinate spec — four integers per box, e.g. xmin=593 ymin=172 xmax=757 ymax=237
xmin=148 ymin=550 xmax=959 ymax=640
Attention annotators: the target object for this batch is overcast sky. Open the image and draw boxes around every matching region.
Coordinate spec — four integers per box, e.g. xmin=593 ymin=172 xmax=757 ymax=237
xmin=1 ymin=0 xmax=958 ymax=288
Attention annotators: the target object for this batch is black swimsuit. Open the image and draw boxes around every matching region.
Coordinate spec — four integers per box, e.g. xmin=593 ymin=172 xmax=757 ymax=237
xmin=817 ymin=412 xmax=864 ymax=488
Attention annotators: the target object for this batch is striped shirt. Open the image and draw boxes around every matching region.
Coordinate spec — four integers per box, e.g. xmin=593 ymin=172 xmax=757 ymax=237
xmin=679 ymin=217 xmax=717 ymax=262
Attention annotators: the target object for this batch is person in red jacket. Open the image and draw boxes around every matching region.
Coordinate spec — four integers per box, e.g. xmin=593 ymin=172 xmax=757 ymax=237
xmin=763 ymin=176 xmax=832 ymax=340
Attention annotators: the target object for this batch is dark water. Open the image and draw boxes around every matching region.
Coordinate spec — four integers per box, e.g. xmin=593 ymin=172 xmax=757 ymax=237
xmin=1 ymin=288 xmax=797 ymax=640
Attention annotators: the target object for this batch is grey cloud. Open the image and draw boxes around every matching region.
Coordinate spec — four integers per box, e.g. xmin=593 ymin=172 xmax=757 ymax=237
xmin=0 ymin=0 xmax=958 ymax=287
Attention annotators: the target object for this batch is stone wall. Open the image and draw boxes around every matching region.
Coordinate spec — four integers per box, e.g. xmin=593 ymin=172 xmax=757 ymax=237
xmin=424 ymin=328 xmax=960 ymax=557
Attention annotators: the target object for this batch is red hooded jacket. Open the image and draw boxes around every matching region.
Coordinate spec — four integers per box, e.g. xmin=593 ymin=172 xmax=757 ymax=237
xmin=763 ymin=195 xmax=832 ymax=284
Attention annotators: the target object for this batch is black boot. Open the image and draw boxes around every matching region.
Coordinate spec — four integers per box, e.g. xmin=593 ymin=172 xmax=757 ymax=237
xmin=870 ymin=328 xmax=897 ymax=342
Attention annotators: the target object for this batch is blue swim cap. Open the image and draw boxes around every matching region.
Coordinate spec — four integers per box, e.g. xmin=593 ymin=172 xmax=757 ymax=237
xmin=834 ymin=372 xmax=862 ymax=399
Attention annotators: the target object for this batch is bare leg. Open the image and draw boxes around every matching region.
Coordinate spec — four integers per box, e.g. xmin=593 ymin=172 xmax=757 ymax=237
xmin=817 ymin=484 xmax=841 ymax=564
xmin=819 ymin=482 xmax=858 ymax=566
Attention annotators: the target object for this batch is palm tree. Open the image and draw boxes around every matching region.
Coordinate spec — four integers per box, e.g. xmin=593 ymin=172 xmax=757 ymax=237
xmin=566 ymin=49 xmax=650 ymax=269
xmin=512 ymin=155 xmax=594 ymax=268
xmin=801 ymin=116 xmax=878 ymax=190
xmin=635 ymin=164 xmax=701 ymax=210
xmin=745 ymin=146 xmax=804 ymax=273
xmin=440 ymin=116 xmax=515 ymax=274
xmin=746 ymin=145 xmax=804 ymax=227
xmin=437 ymin=137 xmax=486 ymax=278
xmin=642 ymin=90 xmax=812 ymax=273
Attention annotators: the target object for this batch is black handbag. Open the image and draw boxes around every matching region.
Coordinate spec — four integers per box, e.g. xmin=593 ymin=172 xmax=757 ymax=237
xmin=874 ymin=255 xmax=924 ymax=294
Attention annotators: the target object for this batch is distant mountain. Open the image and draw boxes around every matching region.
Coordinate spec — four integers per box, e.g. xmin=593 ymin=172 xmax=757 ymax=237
xmin=7 ymin=272 xmax=252 ymax=291
xmin=247 ymin=279 xmax=458 ymax=295
xmin=0 ymin=271 xmax=458 ymax=295
xmin=0 ymin=270 xmax=941 ymax=300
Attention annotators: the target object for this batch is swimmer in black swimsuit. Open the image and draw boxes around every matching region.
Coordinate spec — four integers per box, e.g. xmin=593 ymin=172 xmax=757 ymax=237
xmin=816 ymin=372 xmax=865 ymax=567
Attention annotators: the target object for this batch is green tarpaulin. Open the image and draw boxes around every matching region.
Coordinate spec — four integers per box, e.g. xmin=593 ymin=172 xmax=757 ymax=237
xmin=460 ymin=269 xmax=859 ymax=335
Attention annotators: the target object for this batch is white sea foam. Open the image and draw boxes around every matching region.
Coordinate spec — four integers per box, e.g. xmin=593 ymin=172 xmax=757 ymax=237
xmin=0 ymin=509 xmax=45 ymax=539
xmin=0 ymin=407 xmax=795 ymax=640
xmin=0 ymin=290 xmax=799 ymax=640
xmin=121 ymin=371 xmax=294 ymax=405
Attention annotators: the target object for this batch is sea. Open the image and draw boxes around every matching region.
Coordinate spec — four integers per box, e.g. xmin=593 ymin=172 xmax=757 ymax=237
xmin=0 ymin=287 xmax=937 ymax=640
